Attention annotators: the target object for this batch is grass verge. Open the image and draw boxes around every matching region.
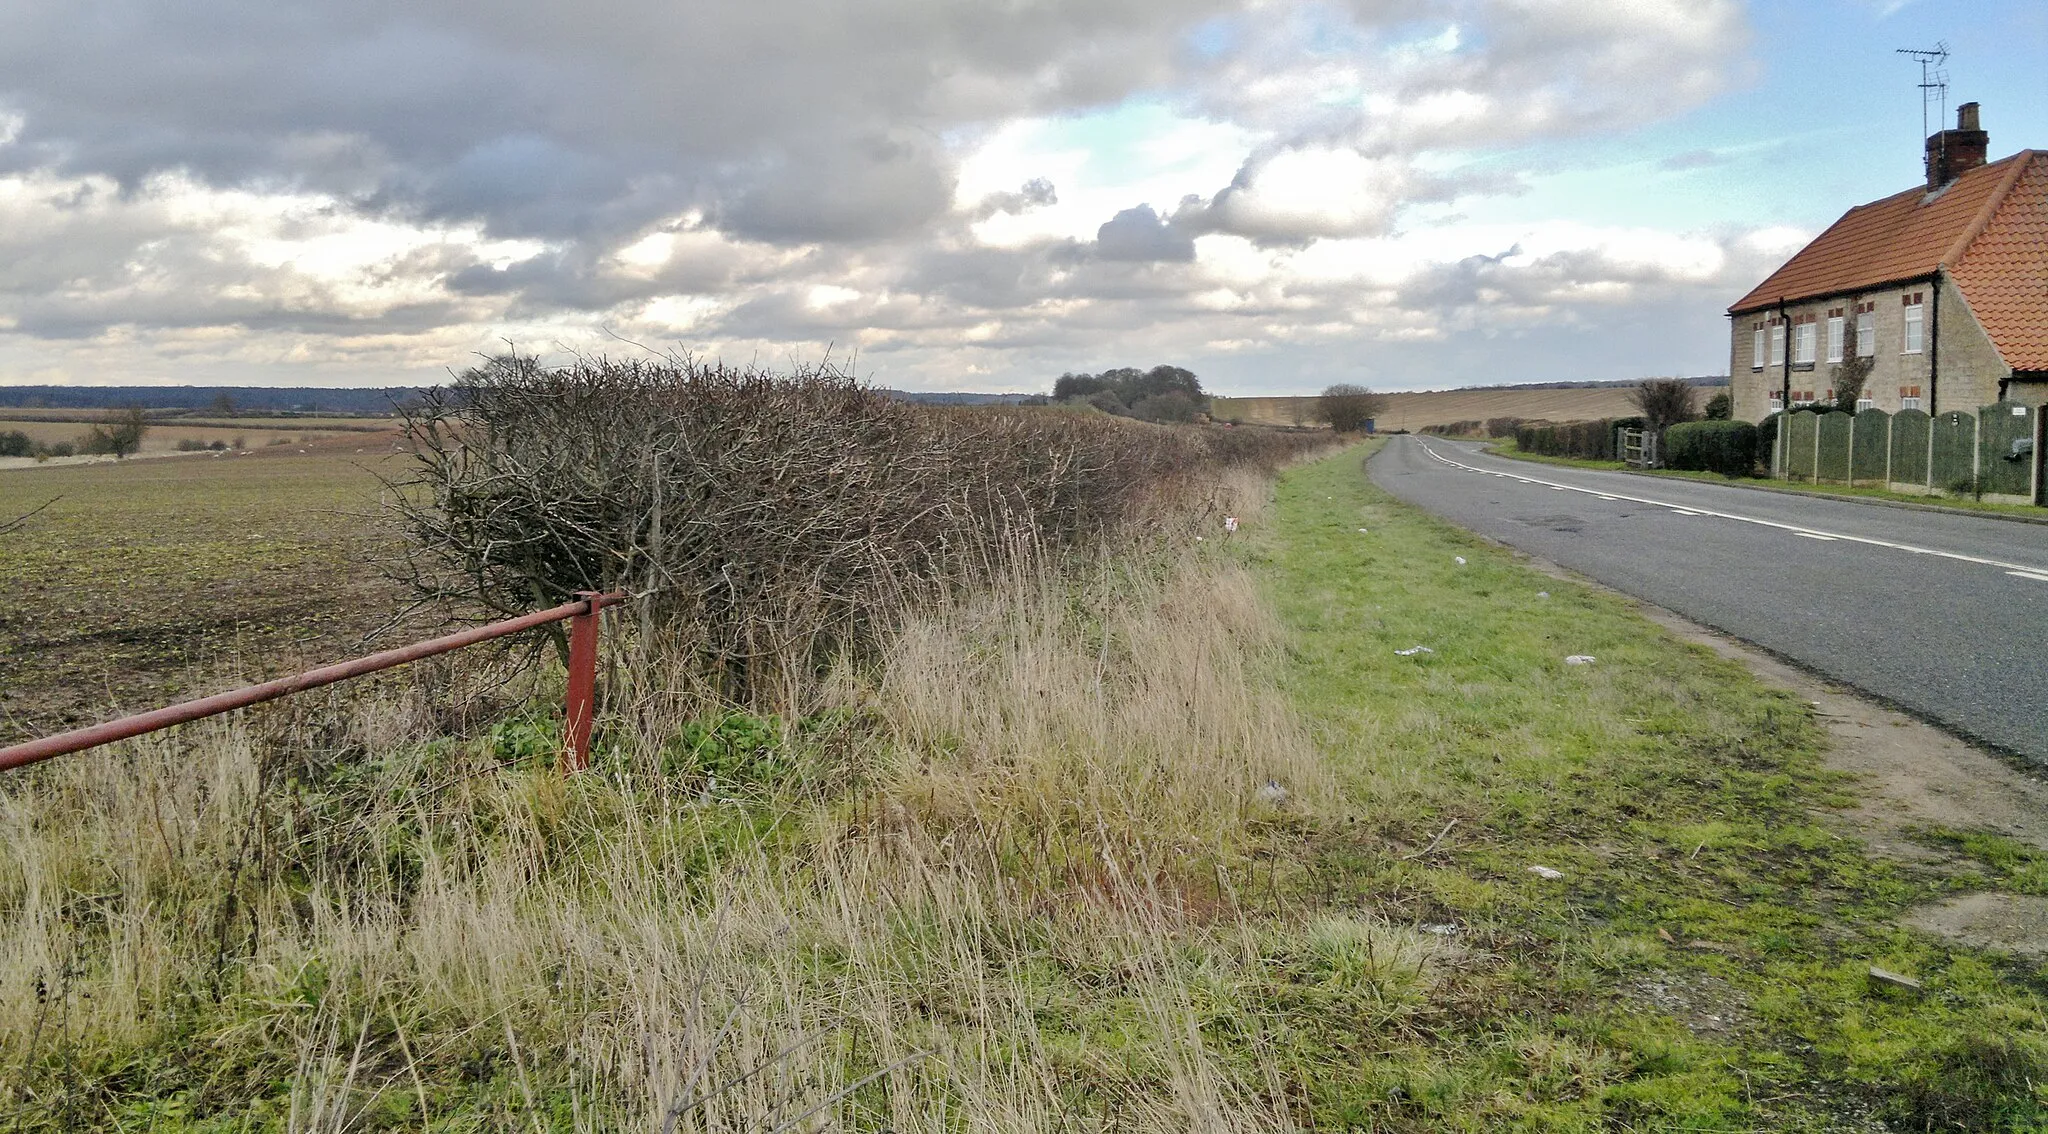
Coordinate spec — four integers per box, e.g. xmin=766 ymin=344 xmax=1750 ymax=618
xmin=1256 ymin=446 xmax=2047 ymax=1130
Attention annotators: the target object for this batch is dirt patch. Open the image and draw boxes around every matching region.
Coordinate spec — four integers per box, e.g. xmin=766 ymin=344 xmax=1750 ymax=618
xmin=1905 ymin=893 xmax=2048 ymax=956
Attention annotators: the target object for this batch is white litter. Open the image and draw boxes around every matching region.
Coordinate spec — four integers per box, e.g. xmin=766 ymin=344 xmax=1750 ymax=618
xmin=1358 ymin=527 xmax=1370 ymax=534
xmin=1253 ymin=779 xmax=1289 ymax=805
xmin=1394 ymin=646 xmax=1435 ymax=656
xmin=1453 ymin=556 xmax=1466 ymax=565
xmin=1223 ymin=516 xmax=1239 ymax=532
xmin=1564 ymin=655 xmax=1596 ymax=666
xmin=1194 ymin=535 xmax=1205 ymax=542
xmin=1527 ymin=865 xmax=1564 ymax=880
xmin=1536 ymin=591 xmax=1550 ymax=599
xmin=1420 ymin=923 xmax=1460 ymax=936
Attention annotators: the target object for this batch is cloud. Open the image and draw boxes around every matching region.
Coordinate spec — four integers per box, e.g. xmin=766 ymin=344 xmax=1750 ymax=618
xmin=0 ymin=0 xmax=1766 ymax=391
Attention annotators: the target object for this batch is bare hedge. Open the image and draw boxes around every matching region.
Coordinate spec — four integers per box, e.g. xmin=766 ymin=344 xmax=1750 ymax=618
xmin=390 ymin=355 xmax=1328 ymax=706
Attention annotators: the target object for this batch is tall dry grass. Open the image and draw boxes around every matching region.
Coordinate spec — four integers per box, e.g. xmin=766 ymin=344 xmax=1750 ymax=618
xmin=0 ymin=446 xmax=1463 ymax=1131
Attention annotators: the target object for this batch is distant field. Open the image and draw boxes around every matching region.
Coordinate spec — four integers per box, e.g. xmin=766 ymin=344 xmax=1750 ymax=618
xmin=0 ymin=417 xmax=390 ymax=453
xmin=0 ymin=407 xmax=392 ymax=430
xmin=0 ymin=450 xmax=408 ymax=741
xmin=1213 ymin=385 xmax=1730 ymax=431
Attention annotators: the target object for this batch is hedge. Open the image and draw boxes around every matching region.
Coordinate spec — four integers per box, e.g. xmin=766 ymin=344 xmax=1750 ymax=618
xmin=1664 ymin=419 xmax=1758 ymax=477
xmin=1513 ymin=417 xmax=1645 ymax=461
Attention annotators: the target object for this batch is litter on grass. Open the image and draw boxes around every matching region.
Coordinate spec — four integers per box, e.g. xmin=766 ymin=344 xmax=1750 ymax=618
xmin=1223 ymin=516 xmax=1239 ymax=532
xmin=1395 ymin=646 xmax=1435 ymax=656
xmin=1536 ymin=591 xmax=1550 ymax=599
xmin=1527 ymin=865 xmax=1564 ymax=880
xmin=1358 ymin=527 xmax=1370 ymax=533
xmin=1453 ymin=556 xmax=1467 ymax=565
xmin=1253 ymin=779 xmax=1289 ymax=805
xmin=1564 ymin=655 xmax=1596 ymax=666
xmin=1420 ymin=923 xmax=1460 ymax=936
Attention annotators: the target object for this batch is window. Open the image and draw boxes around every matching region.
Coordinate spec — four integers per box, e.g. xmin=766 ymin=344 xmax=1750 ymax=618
xmin=1751 ymin=324 xmax=1766 ymax=369
xmin=1768 ymin=389 xmax=1784 ymax=409
xmin=1902 ymin=293 xmax=1925 ymax=354
xmin=1769 ymin=322 xmax=1785 ymax=366
xmin=1899 ymin=384 xmax=1922 ymax=411
xmin=1856 ymin=308 xmax=1875 ymax=358
xmin=1827 ymin=315 xmax=1845 ymax=363
xmin=1794 ymin=320 xmax=1816 ymax=365
xmin=1857 ymin=395 xmax=1875 ymax=411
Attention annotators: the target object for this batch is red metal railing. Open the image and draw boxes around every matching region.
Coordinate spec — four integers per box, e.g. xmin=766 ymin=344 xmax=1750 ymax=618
xmin=0 ymin=591 xmax=627 ymax=775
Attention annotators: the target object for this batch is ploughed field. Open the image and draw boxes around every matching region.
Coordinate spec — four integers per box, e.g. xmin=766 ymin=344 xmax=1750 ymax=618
xmin=0 ymin=446 xmax=408 ymax=743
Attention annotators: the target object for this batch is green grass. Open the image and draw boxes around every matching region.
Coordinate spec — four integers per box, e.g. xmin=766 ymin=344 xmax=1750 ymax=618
xmin=1485 ymin=437 xmax=2048 ymax=519
xmin=1248 ymin=447 xmax=2048 ymax=1130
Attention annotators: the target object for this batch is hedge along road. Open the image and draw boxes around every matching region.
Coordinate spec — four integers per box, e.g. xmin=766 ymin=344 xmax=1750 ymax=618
xmin=1370 ymin=435 xmax=2048 ymax=762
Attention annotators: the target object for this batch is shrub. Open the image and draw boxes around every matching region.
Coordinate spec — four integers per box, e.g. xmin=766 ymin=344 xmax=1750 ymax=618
xmin=1421 ymin=420 xmax=1483 ymax=437
xmin=1664 ymin=420 xmax=1758 ymax=477
xmin=391 ymin=354 xmax=1331 ymax=709
xmin=1484 ymin=416 xmax=1526 ymax=438
xmin=1703 ymin=391 xmax=1732 ymax=420
xmin=1513 ymin=417 xmax=1643 ymax=461
xmin=0 ymin=430 xmax=30 ymax=458
xmin=1632 ymin=378 xmax=1698 ymax=432
xmin=176 ymin=438 xmax=208 ymax=451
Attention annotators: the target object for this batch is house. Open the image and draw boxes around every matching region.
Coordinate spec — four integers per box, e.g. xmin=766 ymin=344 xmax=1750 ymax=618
xmin=1728 ymin=103 xmax=2048 ymax=421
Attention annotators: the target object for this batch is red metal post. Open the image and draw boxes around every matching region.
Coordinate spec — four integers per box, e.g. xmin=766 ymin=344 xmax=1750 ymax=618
xmin=561 ymin=592 xmax=603 ymax=774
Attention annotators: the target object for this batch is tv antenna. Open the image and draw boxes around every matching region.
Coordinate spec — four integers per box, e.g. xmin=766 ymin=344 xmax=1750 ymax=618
xmin=1896 ymin=43 xmax=1949 ymax=140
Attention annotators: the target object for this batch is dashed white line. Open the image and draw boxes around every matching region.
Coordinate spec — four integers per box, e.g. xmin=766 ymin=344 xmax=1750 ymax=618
xmin=1413 ymin=439 xmax=2048 ymax=576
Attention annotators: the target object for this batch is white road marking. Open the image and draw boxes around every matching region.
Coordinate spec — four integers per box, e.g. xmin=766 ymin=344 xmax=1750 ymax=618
xmin=1414 ymin=439 xmax=2048 ymax=576
xmin=1670 ymin=510 xmax=1702 ymax=517
xmin=2008 ymin=570 xmax=2048 ymax=583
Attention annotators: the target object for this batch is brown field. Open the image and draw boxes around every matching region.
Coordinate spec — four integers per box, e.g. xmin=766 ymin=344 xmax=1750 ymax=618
xmin=0 ymin=448 xmax=410 ymax=742
xmin=0 ymin=416 xmax=385 ymax=453
xmin=1212 ymin=384 xmax=1729 ymax=431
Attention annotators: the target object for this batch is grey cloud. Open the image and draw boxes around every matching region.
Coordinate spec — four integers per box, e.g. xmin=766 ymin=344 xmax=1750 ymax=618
xmin=1094 ymin=204 xmax=1197 ymax=261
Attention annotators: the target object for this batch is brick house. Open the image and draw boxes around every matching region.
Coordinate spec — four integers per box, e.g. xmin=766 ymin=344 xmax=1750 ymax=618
xmin=1728 ymin=103 xmax=2048 ymax=421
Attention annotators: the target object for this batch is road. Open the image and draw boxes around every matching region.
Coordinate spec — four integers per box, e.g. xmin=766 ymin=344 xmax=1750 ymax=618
xmin=1370 ymin=436 xmax=2048 ymax=762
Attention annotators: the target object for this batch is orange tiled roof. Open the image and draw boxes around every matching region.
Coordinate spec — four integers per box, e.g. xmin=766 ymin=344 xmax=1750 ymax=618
xmin=1730 ymin=152 xmax=2048 ymax=373
xmin=1949 ymin=152 xmax=2048 ymax=372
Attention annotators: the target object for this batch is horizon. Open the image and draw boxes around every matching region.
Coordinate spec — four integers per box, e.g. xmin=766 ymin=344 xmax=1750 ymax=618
xmin=1 ymin=1 xmax=2040 ymax=396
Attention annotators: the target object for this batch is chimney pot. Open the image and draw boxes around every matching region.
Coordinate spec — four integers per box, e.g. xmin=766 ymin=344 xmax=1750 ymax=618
xmin=1958 ymin=102 xmax=1981 ymax=131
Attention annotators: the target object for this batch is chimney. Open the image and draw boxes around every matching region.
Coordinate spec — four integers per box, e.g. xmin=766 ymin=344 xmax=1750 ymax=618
xmin=1927 ymin=101 xmax=1989 ymax=190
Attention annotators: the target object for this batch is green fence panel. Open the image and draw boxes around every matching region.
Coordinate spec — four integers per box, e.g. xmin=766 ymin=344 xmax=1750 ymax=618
xmin=1784 ymin=411 xmax=1818 ymax=480
xmin=1930 ymin=410 xmax=1977 ymax=493
xmin=1816 ymin=411 xmax=1853 ymax=483
xmin=1851 ymin=408 xmax=1890 ymax=484
xmin=1890 ymin=408 xmax=1930 ymax=488
xmin=1977 ymin=402 xmax=2035 ymax=497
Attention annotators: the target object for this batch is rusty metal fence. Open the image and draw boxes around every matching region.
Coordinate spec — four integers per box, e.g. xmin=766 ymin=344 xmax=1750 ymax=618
xmin=0 ymin=591 xmax=627 ymax=775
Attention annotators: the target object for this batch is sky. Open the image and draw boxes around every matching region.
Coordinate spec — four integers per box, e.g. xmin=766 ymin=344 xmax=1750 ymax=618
xmin=0 ymin=0 xmax=2042 ymax=395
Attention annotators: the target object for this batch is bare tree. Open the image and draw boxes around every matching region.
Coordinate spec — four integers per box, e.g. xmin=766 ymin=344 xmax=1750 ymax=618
xmin=1314 ymin=384 xmax=1389 ymax=433
xmin=83 ymin=406 xmax=149 ymax=458
xmin=1631 ymin=379 xmax=1698 ymax=433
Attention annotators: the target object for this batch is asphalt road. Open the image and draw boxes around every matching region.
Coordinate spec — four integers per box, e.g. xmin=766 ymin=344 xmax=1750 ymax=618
xmin=1370 ymin=436 xmax=2048 ymax=762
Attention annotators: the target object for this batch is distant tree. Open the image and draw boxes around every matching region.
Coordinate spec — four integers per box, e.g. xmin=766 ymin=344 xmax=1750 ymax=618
xmin=210 ymin=391 xmax=236 ymax=415
xmin=1703 ymin=391 xmax=1733 ymax=420
xmin=1315 ymin=384 xmax=1388 ymax=433
xmin=1286 ymin=399 xmax=1309 ymax=428
xmin=1631 ymin=379 xmax=1697 ymax=433
xmin=0 ymin=430 xmax=31 ymax=458
xmin=1130 ymin=390 xmax=1199 ymax=423
xmin=1052 ymin=372 xmax=1108 ymax=400
xmin=82 ymin=406 xmax=148 ymax=458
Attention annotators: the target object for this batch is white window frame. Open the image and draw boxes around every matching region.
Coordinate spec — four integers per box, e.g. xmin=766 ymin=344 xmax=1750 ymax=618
xmin=1855 ymin=310 xmax=1875 ymax=358
xmin=1767 ymin=389 xmax=1784 ymax=409
xmin=1769 ymin=323 xmax=1785 ymax=366
xmin=1752 ymin=327 xmax=1766 ymax=369
xmin=1827 ymin=316 xmax=1845 ymax=363
xmin=1900 ymin=395 xmax=1923 ymax=410
xmin=1856 ymin=396 xmax=1875 ymax=411
xmin=1793 ymin=321 xmax=1816 ymax=365
xmin=1903 ymin=302 xmax=1925 ymax=354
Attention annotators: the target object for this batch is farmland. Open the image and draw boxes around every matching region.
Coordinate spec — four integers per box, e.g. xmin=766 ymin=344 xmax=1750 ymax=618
xmin=1212 ymin=383 xmax=1730 ymax=431
xmin=0 ymin=447 xmax=406 ymax=742
xmin=0 ymin=414 xmax=395 ymax=461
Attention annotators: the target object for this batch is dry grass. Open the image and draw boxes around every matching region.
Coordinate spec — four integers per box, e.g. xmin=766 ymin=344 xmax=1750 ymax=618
xmin=0 ymin=459 xmax=1381 ymax=1130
